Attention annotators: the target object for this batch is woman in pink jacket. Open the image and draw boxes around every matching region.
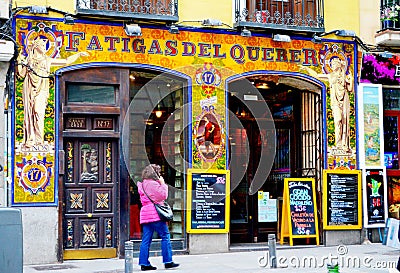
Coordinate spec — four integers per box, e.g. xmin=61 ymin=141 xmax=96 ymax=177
xmin=137 ymin=164 xmax=179 ymax=271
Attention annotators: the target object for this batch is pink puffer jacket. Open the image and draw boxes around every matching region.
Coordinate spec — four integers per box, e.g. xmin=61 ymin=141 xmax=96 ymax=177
xmin=137 ymin=179 xmax=168 ymax=224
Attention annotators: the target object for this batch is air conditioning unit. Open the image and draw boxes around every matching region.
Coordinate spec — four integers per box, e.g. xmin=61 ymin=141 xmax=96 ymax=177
xmin=0 ymin=0 xmax=10 ymax=19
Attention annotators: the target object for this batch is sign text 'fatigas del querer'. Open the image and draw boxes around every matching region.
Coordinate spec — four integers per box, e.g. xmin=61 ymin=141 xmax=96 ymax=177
xmin=65 ymin=33 xmax=319 ymax=65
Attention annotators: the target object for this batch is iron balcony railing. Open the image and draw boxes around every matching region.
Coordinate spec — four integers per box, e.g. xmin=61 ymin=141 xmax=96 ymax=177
xmin=380 ymin=0 xmax=400 ymax=30
xmin=234 ymin=0 xmax=324 ymax=33
xmin=76 ymin=0 xmax=178 ymax=22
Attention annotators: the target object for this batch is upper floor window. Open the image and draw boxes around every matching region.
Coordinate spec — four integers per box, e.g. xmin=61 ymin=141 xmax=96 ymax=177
xmin=76 ymin=0 xmax=178 ymax=20
xmin=234 ymin=0 xmax=324 ymax=31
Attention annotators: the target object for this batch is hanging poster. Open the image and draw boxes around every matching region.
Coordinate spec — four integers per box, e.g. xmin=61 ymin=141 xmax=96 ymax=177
xmin=357 ymin=83 xmax=384 ymax=168
xmin=187 ymin=169 xmax=230 ymax=233
xmin=363 ymin=168 xmax=388 ymax=228
xmin=280 ymin=178 xmax=319 ymax=246
xmin=258 ymin=191 xmax=277 ymax=222
xmin=323 ymin=169 xmax=362 ymax=230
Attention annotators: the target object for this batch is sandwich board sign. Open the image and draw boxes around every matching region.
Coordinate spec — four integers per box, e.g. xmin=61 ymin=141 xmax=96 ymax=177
xmin=280 ymin=178 xmax=319 ymax=246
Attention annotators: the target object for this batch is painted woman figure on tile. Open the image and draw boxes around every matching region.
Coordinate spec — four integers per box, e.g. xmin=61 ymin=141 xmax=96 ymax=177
xmin=196 ymin=113 xmax=221 ymax=160
xmin=17 ymin=37 xmax=88 ymax=148
xmin=302 ymin=53 xmax=353 ymax=153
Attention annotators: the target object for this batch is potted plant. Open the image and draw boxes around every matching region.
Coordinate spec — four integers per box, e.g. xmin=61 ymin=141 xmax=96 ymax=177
xmin=381 ymin=5 xmax=400 ymax=28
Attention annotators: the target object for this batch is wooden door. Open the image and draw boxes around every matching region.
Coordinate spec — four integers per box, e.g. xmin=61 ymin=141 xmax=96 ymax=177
xmin=63 ymin=138 xmax=118 ymax=259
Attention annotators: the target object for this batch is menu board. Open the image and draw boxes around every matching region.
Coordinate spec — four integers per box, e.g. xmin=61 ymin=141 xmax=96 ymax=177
xmin=187 ymin=169 xmax=230 ymax=233
xmin=363 ymin=169 xmax=387 ymax=228
xmin=323 ymin=170 xmax=362 ymax=230
xmin=280 ymin=178 xmax=319 ymax=246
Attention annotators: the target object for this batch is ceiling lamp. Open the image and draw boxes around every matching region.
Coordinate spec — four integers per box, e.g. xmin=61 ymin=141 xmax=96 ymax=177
xmin=155 ymin=104 xmax=163 ymax=118
xmin=256 ymin=82 xmax=270 ymax=89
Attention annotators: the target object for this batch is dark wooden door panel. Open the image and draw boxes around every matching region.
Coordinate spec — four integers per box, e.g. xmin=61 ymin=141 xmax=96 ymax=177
xmin=63 ymin=139 xmax=117 ymax=251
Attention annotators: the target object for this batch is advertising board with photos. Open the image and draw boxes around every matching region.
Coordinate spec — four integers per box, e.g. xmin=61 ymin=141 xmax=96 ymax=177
xmin=363 ymin=168 xmax=388 ymax=228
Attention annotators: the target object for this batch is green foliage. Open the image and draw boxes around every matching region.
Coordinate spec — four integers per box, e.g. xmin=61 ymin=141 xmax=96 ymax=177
xmin=81 ymin=144 xmax=92 ymax=151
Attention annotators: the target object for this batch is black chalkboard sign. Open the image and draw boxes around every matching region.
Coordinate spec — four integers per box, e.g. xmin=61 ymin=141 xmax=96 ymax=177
xmin=280 ymin=178 xmax=319 ymax=246
xmin=323 ymin=170 xmax=362 ymax=230
xmin=288 ymin=180 xmax=317 ymax=236
xmin=187 ymin=169 xmax=230 ymax=233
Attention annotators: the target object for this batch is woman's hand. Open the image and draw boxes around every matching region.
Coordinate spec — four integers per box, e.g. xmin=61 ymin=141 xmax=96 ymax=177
xmin=158 ymin=176 xmax=165 ymax=184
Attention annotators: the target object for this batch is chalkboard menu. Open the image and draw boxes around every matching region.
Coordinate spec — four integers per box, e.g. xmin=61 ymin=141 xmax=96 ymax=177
xmin=187 ymin=169 xmax=230 ymax=233
xmin=288 ymin=180 xmax=317 ymax=236
xmin=280 ymin=178 xmax=319 ymax=246
xmin=363 ymin=169 xmax=387 ymax=228
xmin=323 ymin=170 xmax=362 ymax=230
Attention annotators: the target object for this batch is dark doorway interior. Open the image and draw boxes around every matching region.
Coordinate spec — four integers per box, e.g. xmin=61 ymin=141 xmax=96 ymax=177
xmin=228 ymin=75 xmax=321 ymax=244
xmin=128 ymin=69 xmax=187 ymax=252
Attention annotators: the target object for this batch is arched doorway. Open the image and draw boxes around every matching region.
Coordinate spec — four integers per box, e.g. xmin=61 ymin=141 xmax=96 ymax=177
xmin=59 ymin=66 xmax=189 ymax=259
xmin=228 ymin=74 xmax=323 ymax=244
xmin=126 ymin=68 xmax=189 ymax=253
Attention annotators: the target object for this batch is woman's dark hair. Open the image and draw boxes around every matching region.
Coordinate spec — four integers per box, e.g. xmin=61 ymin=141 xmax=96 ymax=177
xmin=141 ymin=164 xmax=161 ymax=180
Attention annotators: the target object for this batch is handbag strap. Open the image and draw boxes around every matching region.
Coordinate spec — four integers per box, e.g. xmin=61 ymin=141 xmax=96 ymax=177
xmin=141 ymin=182 xmax=156 ymax=204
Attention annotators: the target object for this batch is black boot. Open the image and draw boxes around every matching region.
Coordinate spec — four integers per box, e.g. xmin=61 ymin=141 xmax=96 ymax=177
xmin=165 ymin=262 xmax=180 ymax=269
xmin=141 ymin=265 xmax=157 ymax=271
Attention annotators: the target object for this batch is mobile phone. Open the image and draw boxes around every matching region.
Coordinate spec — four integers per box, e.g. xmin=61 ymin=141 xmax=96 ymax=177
xmin=150 ymin=164 xmax=161 ymax=179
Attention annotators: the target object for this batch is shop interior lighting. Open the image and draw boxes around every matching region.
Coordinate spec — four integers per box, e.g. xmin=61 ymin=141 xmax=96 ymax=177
xmin=155 ymin=104 xmax=163 ymax=118
xmin=124 ymin=23 xmax=142 ymax=36
xmin=272 ymin=34 xmax=291 ymax=42
xmin=241 ymin=27 xmax=251 ymax=37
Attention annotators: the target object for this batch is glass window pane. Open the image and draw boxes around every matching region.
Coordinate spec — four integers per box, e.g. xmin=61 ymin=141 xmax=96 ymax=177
xmin=383 ymin=89 xmax=400 ymax=110
xmin=67 ymin=84 xmax=115 ymax=104
xmin=384 ymin=116 xmax=399 ymax=169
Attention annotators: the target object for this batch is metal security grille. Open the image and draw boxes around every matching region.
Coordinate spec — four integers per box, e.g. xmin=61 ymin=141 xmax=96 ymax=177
xmin=299 ymin=90 xmax=322 ymax=190
xmin=234 ymin=0 xmax=324 ymax=31
xmin=76 ymin=0 xmax=178 ymax=20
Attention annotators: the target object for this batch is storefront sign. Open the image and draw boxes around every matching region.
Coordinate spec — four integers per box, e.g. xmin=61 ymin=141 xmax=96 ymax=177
xmin=323 ymin=169 xmax=362 ymax=230
xmin=187 ymin=169 xmax=230 ymax=233
xmin=280 ymin=178 xmax=319 ymax=246
xmin=12 ymin=15 xmax=357 ymax=206
xmin=363 ymin=168 xmax=388 ymax=228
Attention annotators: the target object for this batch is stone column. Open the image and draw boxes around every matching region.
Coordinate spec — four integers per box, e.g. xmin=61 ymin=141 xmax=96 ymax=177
xmin=0 ymin=40 xmax=15 ymax=207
